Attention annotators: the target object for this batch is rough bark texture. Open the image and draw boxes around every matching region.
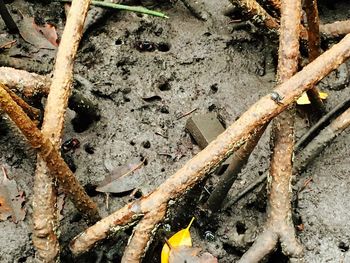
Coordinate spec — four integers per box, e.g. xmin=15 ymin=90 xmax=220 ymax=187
xmin=32 ymin=0 xmax=91 ymax=261
xmin=230 ymin=0 xmax=279 ymax=31
xmin=70 ymin=32 xmax=350 ymax=256
xmin=1 ymin=84 xmax=40 ymax=121
xmin=0 ymin=67 xmax=50 ymax=98
xmin=121 ymin=203 xmax=167 ymax=263
xmin=320 ymin=20 xmax=350 ymax=37
xmin=304 ymin=0 xmax=326 ymax=115
xmin=0 ymin=83 xmax=99 ymax=219
xmin=239 ymin=0 xmax=303 ymax=261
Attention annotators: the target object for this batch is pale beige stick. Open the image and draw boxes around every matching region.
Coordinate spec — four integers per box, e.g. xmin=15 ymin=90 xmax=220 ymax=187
xmin=320 ymin=20 xmax=350 ymax=38
xmin=32 ymin=0 xmax=92 ymax=261
xmin=0 ymin=67 xmax=50 ymax=97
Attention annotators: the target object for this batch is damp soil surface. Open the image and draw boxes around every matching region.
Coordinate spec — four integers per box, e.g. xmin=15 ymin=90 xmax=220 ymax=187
xmin=0 ymin=0 xmax=350 ymax=262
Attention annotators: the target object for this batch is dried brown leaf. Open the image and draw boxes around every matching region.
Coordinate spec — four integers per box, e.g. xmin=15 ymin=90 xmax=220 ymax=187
xmin=17 ymin=14 xmax=56 ymax=50
xmin=0 ymin=167 xmax=26 ymax=223
xmin=169 ymin=246 xmax=218 ymax=263
xmin=33 ymin=22 xmax=59 ymax=47
xmin=96 ymin=159 xmax=145 ymax=193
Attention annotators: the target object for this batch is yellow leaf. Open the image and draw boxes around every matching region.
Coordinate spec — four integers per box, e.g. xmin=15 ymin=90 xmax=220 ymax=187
xmin=296 ymin=91 xmax=328 ymax=105
xmin=161 ymin=217 xmax=195 ymax=263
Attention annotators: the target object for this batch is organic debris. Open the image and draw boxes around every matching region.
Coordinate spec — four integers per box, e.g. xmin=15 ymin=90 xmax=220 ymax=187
xmin=161 ymin=217 xmax=195 ymax=263
xmin=33 ymin=21 xmax=59 ymax=47
xmin=169 ymin=247 xmax=217 ymax=263
xmin=0 ymin=167 xmax=25 ymax=223
xmin=17 ymin=14 xmax=57 ymax=49
xmin=296 ymin=91 xmax=328 ymax=105
xmin=96 ymin=159 xmax=145 ymax=194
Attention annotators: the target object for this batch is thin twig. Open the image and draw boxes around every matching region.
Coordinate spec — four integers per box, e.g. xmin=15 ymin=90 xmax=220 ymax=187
xmin=294 ymin=106 xmax=350 ymax=175
xmin=176 ymin=108 xmax=197 ymax=120
xmin=179 ymin=0 xmax=209 ymax=21
xmin=225 ymin=98 xmax=350 ymax=208
xmin=32 ymin=0 xmax=91 ymax=261
xmin=295 ymin=97 xmax=350 ymax=152
xmin=70 ymin=33 xmax=350 ymax=256
xmin=61 ymin=0 xmax=169 ymax=18
xmin=0 ymin=0 xmax=19 ymax=33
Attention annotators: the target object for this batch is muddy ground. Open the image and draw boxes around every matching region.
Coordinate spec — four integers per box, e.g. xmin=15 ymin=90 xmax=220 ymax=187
xmin=0 ymin=0 xmax=350 ymax=262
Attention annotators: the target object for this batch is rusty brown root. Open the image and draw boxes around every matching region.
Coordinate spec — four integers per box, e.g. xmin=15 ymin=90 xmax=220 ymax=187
xmin=70 ymin=33 xmax=350 ymax=256
xmin=0 ymin=85 xmax=40 ymax=122
xmin=32 ymin=0 xmax=91 ymax=260
xmin=229 ymin=0 xmax=279 ymax=33
xmin=0 ymin=83 xmax=99 ymax=218
xmin=294 ymin=106 xmax=350 ymax=175
xmin=303 ymin=0 xmax=326 ymax=115
xmin=239 ymin=0 xmax=303 ymax=262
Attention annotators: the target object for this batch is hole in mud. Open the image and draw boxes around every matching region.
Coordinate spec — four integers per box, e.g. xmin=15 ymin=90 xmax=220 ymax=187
xmin=115 ymin=38 xmax=123 ymax=45
xmin=235 ymin=221 xmax=247 ymax=234
xmin=18 ymin=257 xmax=27 ymax=263
xmin=338 ymin=241 xmax=349 ymax=252
xmin=142 ymin=95 xmax=162 ymax=102
xmin=158 ymin=82 xmax=171 ymax=91
xmin=208 ymin=104 xmax=217 ymax=112
xmin=210 ymin=83 xmax=218 ymax=93
xmin=71 ymin=115 xmax=96 ymax=133
xmin=142 ymin=157 xmax=148 ymax=166
xmin=133 ymin=190 xmax=143 ymax=199
xmin=157 ymin=42 xmax=171 ymax=52
xmin=84 ymin=183 xmax=99 ymax=197
xmin=130 ymin=140 xmax=136 ymax=146
xmin=159 ymin=105 xmax=170 ymax=114
xmin=142 ymin=141 xmax=151 ymax=149
xmin=70 ymin=213 xmax=82 ymax=223
xmin=268 ymin=245 xmax=288 ymax=262
xmin=84 ymin=143 xmax=95 ymax=154
xmin=222 ymin=243 xmax=243 ymax=256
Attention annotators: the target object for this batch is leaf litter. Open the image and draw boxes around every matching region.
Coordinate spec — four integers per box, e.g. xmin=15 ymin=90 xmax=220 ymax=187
xmin=17 ymin=13 xmax=58 ymax=49
xmin=96 ymin=158 xmax=146 ymax=194
xmin=0 ymin=166 xmax=26 ymax=223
